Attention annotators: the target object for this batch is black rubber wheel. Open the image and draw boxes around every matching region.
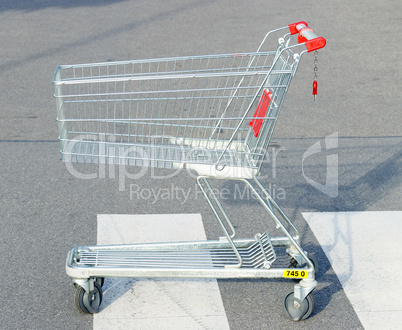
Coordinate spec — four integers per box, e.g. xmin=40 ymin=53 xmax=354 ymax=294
xmin=75 ymin=282 xmax=103 ymax=314
xmin=289 ymin=254 xmax=318 ymax=272
xmin=282 ymin=290 xmax=315 ymax=321
xmin=75 ymin=286 xmax=90 ymax=314
xmin=95 ymin=277 xmax=105 ymax=288
xmin=288 ymin=255 xmax=318 ymax=281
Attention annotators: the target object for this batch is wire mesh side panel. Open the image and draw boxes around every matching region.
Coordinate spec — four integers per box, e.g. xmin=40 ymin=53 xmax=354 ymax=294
xmin=54 ymin=50 xmax=297 ymax=174
xmin=244 ymin=47 xmax=298 ymax=171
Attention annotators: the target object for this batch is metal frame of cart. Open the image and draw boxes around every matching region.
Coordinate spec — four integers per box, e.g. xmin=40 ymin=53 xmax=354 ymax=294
xmin=53 ymin=21 xmax=326 ymax=321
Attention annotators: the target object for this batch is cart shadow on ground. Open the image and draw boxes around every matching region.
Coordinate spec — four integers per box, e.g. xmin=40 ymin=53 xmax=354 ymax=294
xmin=214 ymin=145 xmax=402 ymax=319
xmin=0 ymin=0 xmax=215 ymax=76
xmin=287 ymin=148 xmax=402 ymax=317
xmin=0 ymin=0 xmax=127 ymax=12
xmin=294 ymin=148 xmax=401 ymax=213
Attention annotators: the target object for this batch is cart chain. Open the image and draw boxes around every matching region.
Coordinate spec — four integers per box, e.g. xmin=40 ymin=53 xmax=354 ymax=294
xmin=313 ymin=51 xmax=318 ymax=101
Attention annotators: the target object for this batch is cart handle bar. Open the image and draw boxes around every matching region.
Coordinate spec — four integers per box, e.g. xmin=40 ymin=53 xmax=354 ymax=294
xmin=288 ymin=21 xmax=326 ymax=52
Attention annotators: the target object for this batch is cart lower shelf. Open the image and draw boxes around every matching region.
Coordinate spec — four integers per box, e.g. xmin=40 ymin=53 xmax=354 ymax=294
xmin=67 ymin=231 xmax=317 ymax=321
xmin=69 ymin=232 xmax=276 ymax=272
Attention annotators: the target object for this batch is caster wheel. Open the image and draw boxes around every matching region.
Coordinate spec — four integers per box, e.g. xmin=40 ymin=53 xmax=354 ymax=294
xmin=75 ymin=282 xmax=103 ymax=314
xmin=282 ymin=290 xmax=314 ymax=321
xmin=95 ymin=277 xmax=105 ymax=287
xmin=289 ymin=255 xmax=318 ymax=281
xmin=289 ymin=254 xmax=318 ymax=272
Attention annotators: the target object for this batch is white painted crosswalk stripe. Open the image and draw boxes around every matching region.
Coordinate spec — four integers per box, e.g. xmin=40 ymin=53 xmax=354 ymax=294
xmin=303 ymin=211 xmax=402 ymax=330
xmin=94 ymin=213 xmax=230 ymax=329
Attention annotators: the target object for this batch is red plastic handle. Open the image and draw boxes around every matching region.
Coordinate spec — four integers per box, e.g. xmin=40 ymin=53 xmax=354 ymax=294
xmin=288 ymin=22 xmax=308 ymax=35
xmin=288 ymin=22 xmax=326 ymax=52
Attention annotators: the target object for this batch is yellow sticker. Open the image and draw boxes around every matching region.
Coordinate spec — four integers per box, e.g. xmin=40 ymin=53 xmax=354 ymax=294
xmin=283 ymin=269 xmax=308 ymax=278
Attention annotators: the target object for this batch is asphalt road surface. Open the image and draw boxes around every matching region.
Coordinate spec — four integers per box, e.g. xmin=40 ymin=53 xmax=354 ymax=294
xmin=1 ymin=0 xmax=401 ymax=329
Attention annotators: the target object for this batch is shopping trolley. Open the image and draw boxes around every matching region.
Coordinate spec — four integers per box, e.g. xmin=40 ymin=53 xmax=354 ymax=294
xmin=53 ymin=22 xmax=326 ymax=321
